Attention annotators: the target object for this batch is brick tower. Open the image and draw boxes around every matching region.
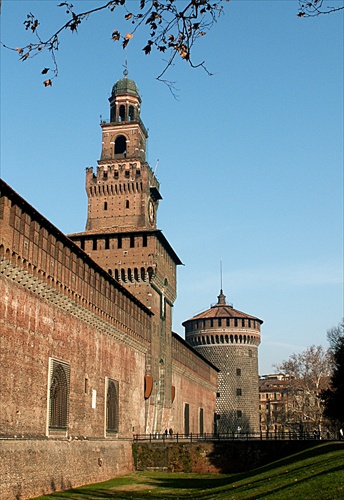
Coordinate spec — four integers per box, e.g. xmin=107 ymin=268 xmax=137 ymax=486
xmin=69 ymin=74 xmax=182 ymax=433
xmin=183 ymin=290 xmax=263 ymax=433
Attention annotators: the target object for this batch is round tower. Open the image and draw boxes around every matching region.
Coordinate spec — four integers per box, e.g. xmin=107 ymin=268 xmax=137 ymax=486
xmin=183 ymin=290 xmax=263 ymax=434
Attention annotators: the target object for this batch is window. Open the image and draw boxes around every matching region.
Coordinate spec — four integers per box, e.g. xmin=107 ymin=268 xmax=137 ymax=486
xmin=237 ymin=410 xmax=242 ymax=418
xmin=234 ymin=319 xmax=238 ymax=327
xmin=105 ymin=237 xmax=110 ymax=250
xmin=106 ymin=378 xmax=119 ymax=433
xmin=125 ymin=200 xmax=130 ymax=208
xmin=92 ymin=238 xmax=97 ymax=250
xmin=218 ymin=319 xmax=222 ymax=327
xmin=117 ymin=236 xmax=122 ymax=249
xmin=236 ymin=368 xmax=241 ymax=376
xmin=114 ymin=170 xmax=119 ymax=179
xmin=184 ymin=403 xmax=190 ymax=437
xmin=236 ymin=388 xmax=242 ymax=396
xmin=103 ymin=172 xmax=108 ymax=180
xmin=110 ymin=104 xmax=116 ymax=122
xmin=142 ymin=234 xmax=147 ymax=247
xmin=119 ymin=104 xmax=125 ymax=121
xmin=104 ymin=202 xmax=108 ymax=210
xmin=242 ymin=319 xmax=245 ymax=327
xmin=226 ymin=318 xmax=230 ymax=327
xmin=130 ymin=235 xmax=135 ymax=248
xmin=199 ymin=408 xmax=204 ymax=435
xmin=115 ymin=135 xmax=126 ymax=155
xmin=48 ymin=359 xmax=70 ymax=431
xmin=129 ymin=105 xmax=135 ymax=121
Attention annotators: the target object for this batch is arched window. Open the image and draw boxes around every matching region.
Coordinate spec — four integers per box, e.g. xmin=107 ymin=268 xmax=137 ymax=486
xmin=129 ymin=105 xmax=135 ymax=121
xmin=49 ymin=360 xmax=70 ymax=430
xmin=115 ymin=135 xmax=127 ymax=156
xmin=119 ymin=105 xmax=125 ymax=122
xmin=114 ymin=269 xmax=119 ymax=281
xmin=106 ymin=379 xmax=119 ymax=433
xmin=110 ymin=104 xmax=116 ymax=122
xmin=147 ymin=267 xmax=154 ymax=281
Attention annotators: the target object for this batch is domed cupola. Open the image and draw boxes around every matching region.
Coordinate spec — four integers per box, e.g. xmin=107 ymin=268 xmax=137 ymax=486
xmin=109 ymin=71 xmax=142 ymax=124
xmin=111 ymin=75 xmax=140 ymax=99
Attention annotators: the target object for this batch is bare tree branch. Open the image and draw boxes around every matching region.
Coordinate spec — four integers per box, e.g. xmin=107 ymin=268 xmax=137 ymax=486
xmin=1 ymin=0 xmax=225 ymax=86
xmin=298 ymin=0 xmax=344 ymax=18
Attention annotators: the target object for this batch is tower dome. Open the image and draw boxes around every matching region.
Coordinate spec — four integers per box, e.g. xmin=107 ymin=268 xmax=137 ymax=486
xmin=183 ymin=290 xmax=263 ymax=434
xmin=111 ymin=76 xmax=140 ymax=99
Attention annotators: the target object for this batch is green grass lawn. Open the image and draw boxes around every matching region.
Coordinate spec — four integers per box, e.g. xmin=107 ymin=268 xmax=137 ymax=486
xmin=32 ymin=442 xmax=344 ymax=500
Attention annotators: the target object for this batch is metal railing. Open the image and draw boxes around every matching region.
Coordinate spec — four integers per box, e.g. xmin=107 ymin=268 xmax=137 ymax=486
xmin=133 ymin=431 xmax=328 ymax=442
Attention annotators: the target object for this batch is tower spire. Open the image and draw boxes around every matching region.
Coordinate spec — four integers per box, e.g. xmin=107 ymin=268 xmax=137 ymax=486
xmin=220 ymin=260 xmax=223 ymax=294
xmin=217 ymin=260 xmax=226 ymax=305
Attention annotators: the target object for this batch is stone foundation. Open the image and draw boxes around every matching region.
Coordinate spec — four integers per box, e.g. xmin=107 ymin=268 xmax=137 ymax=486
xmin=0 ymin=438 xmax=133 ymax=500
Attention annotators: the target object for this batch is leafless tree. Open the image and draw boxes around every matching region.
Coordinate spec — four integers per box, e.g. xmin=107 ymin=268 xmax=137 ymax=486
xmin=274 ymin=345 xmax=332 ymax=436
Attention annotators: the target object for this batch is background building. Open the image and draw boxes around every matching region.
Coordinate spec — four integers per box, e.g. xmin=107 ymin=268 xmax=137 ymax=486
xmin=259 ymin=374 xmax=290 ymax=435
xmin=183 ymin=290 xmax=263 ymax=433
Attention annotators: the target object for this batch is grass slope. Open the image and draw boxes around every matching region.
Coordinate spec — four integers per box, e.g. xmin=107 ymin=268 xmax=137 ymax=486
xmin=32 ymin=442 xmax=344 ymax=500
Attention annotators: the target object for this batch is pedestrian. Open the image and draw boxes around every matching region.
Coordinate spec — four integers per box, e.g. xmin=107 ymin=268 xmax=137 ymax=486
xmin=169 ymin=428 xmax=173 ymax=438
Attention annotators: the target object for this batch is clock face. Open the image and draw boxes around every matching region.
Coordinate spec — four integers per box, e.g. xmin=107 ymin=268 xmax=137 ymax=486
xmin=148 ymin=199 xmax=155 ymax=224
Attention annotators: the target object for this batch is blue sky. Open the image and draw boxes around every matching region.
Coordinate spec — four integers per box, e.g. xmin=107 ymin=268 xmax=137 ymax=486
xmin=1 ymin=0 xmax=343 ymax=374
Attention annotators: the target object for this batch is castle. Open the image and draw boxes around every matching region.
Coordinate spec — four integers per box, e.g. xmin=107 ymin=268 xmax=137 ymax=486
xmin=0 ymin=75 xmax=262 ymax=499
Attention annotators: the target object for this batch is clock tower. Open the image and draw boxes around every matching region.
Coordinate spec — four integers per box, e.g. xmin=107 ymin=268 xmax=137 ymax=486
xmin=85 ymin=74 xmax=161 ymax=232
xmin=69 ymin=74 xmax=182 ymax=434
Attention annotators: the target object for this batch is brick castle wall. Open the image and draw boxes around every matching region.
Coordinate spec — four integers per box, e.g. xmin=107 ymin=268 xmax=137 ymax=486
xmin=0 ymin=180 xmax=218 ymax=499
